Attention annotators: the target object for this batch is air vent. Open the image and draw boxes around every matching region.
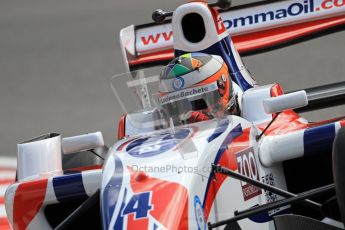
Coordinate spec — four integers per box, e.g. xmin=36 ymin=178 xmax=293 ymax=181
xmin=181 ymin=13 xmax=206 ymax=43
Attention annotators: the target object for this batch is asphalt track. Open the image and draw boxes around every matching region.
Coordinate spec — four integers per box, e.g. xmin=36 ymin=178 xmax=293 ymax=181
xmin=1 ymin=0 xmax=345 ymax=157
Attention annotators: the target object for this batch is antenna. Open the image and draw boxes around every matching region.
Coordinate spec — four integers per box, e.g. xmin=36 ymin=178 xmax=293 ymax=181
xmin=152 ymin=0 xmax=232 ymax=23
xmin=152 ymin=9 xmax=173 ymax=23
xmin=209 ymin=0 xmax=232 ymax=10
xmin=256 ymin=112 xmax=281 ymax=141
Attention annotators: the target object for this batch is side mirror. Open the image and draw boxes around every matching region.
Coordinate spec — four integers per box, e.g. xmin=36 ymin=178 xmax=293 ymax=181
xmin=62 ymin=131 xmax=104 ymax=154
xmin=263 ymin=90 xmax=308 ymax=114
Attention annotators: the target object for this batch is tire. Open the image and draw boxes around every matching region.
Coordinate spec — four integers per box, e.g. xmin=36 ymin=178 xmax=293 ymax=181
xmin=332 ymin=127 xmax=345 ymax=224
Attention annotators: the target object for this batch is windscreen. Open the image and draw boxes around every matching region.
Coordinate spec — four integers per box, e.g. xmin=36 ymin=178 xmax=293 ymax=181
xmin=111 ymin=67 xmax=225 ymax=134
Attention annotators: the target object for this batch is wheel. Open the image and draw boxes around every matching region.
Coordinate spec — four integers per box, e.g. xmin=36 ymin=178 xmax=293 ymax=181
xmin=332 ymin=127 xmax=345 ymax=224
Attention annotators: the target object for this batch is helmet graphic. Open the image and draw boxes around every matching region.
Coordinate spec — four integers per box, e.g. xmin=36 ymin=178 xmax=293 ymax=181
xmin=158 ymin=53 xmax=235 ymax=122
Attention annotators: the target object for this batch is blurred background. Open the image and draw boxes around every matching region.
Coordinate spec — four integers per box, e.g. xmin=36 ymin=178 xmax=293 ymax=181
xmin=1 ymin=0 xmax=344 ymax=157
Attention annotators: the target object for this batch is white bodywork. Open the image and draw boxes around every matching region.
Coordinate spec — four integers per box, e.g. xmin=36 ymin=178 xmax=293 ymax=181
xmin=62 ymin=131 xmax=104 ymax=154
xmin=260 ymin=120 xmax=344 ymax=167
xmin=172 ymin=2 xmax=228 ymax=52
xmin=102 ymin=116 xmax=288 ymax=229
xmin=5 ymin=169 xmax=101 ymax=230
xmin=263 ymin=90 xmax=308 ymax=114
xmin=17 ymin=132 xmax=105 ymax=182
xmin=17 ymin=134 xmax=63 ymax=182
xmin=241 ymin=85 xmax=274 ymax=124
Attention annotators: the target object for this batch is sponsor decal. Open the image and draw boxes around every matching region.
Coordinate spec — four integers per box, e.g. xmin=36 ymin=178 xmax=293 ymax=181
xmin=138 ymin=0 xmax=345 ymax=47
xmin=236 ymin=147 xmax=262 ymax=201
xmin=261 ymin=173 xmax=281 ymax=216
xmin=121 ymin=192 xmax=153 ymax=219
xmin=172 ymin=77 xmax=185 ymax=90
xmin=160 ymin=82 xmax=218 ymax=105
xmin=126 ymin=129 xmax=190 ymax=157
xmin=261 ymin=173 xmax=278 ymax=204
xmin=225 ymin=0 xmax=345 ymax=31
xmin=210 ymin=7 xmax=227 ymax=35
xmin=14 ymin=178 xmax=48 ymax=230
xmin=223 ymin=0 xmax=345 ymax=30
xmin=194 ymin=196 xmax=206 ymax=230
xmin=140 ymin=31 xmax=173 ymax=46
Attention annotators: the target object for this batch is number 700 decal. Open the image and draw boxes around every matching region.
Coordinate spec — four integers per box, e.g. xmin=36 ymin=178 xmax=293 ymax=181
xmin=236 ymin=147 xmax=262 ymax=201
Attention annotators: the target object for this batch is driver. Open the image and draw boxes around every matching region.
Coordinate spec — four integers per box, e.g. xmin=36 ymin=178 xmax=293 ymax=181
xmin=158 ymin=53 xmax=239 ymax=124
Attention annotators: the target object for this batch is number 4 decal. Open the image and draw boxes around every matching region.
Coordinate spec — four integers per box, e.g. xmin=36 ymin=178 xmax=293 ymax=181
xmin=122 ymin=192 xmax=153 ymax=219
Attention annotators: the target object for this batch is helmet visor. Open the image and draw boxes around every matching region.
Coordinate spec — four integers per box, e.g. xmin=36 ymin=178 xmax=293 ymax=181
xmin=158 ymin=82 xmax=223 ymax=122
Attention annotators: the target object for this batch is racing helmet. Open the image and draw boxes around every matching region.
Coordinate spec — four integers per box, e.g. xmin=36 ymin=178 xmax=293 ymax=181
xmin=158 ymin=53 xmax=236 ymax=121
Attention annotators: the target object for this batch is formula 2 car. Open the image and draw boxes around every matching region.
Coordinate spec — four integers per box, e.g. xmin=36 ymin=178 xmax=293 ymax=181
xmin=4 ymin=0 xmax=345 ymax=229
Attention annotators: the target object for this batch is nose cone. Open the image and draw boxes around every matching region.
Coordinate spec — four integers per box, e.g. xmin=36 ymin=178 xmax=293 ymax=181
xmin=101 ymin=153 xmax=190 ymax=229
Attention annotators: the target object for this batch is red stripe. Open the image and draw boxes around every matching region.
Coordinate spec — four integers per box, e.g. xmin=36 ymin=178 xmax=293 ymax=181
xmin=118 ymin=115 xmax=126 ymax=140
xmin=259 ymin=84 xmax=345 ymax=136
xmin=341 ymin=120 xmax=345 ymax=127
xmin=65 ymin=165 xmax=102 ymax=172
xmin=0 ymin=197 xmax=4 ymax=205
xmin=233 ymin=15 xmax=345 ymax=53
xmin=127 ymin=213 xmax=149 ymax=230
xmin=0 ymin=179 xmax=15 ymax=185
xmin=270 ymin=83 xmax=284 ymax=98
xmin=128 ymin=49 xmax=174 ymax=67
xmin=259 ymin=114 xmax=345 ymax=137
xmin=307 ymin=117 xmax=345 ymax=128
xmin=269 ymin=83 xmax=297 ymax=119
xmin=0 ymin=218 xmax=11 ymax=230
xmin=0 ymin=169 xmax=16 ymax=173
xmin=129 ymin=168 xmax=189 ymax=229
xmin=13 ymin=178 xmax=48 ymax=230
xmin=204 ymin=128 xmax=251 ymax=220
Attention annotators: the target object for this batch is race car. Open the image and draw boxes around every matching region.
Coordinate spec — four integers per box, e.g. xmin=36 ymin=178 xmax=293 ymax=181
xmin=4 ymin=0 xmax=345 ymax=229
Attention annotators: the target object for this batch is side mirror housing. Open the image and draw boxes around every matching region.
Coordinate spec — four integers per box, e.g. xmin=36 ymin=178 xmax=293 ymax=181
xmin=263 ymin=90 xmax=308 ymax=114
